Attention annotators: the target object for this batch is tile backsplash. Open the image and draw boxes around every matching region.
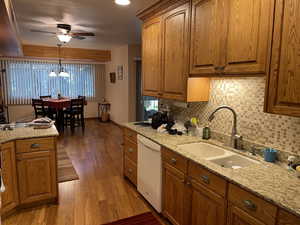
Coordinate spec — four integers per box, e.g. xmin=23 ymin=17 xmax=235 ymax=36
xmin=161 ymin=77 xmax=300 ymax=156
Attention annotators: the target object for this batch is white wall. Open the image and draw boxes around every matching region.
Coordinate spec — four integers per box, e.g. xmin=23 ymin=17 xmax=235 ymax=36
xmin=105 ymin=44 xmax=141 ymax=125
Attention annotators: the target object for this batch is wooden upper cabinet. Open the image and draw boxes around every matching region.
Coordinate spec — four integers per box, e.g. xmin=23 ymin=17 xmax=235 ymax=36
xmin=161 ymin=3 xmax=190 ymax=101
xmin=190 ymin=0 xmax=220 ymax=75
xmin=222 ymin=0 xmax=275 ymax=75
xmin=142 ymin=17 xmax=162 ymax=97
xmin=265 ymin=0 xmax=300 ymax=117
xmin=1 ymin=142 xmax=19 ymax=216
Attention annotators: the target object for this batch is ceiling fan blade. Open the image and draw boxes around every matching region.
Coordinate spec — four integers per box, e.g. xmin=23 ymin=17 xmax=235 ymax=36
xmin=30 ymin=29 xmax=56 ymax=34
xmin=72 ymin=36 xmax=86 ymax=40
xmin=71 ymin=32 xmax=95 ymax=37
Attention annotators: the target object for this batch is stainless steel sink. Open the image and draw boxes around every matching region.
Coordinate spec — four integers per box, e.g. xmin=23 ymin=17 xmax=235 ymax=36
xmin=209 ymin=154 xmax=259 ymax=169
xmin=178 ymin=142 xmax=232 ymax=159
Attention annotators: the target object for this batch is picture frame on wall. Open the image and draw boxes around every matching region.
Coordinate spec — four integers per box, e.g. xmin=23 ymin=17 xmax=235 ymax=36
xmin=110 ymin=72 xmax=116 ymax=83
xmin=117 ymin=65 xmax=123 ymax=80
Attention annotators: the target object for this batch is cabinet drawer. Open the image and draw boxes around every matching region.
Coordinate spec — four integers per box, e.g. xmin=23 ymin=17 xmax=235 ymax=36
xmin=188 ymin=161 xmax=227 ymax=197
xmin=278 ymin=209 xmax=300 ymax=225
xmin=228 ymin=184 xmax=277 ymax=225
xmin=124 ymin=157 xmax=137 ymax=186
xmin=124 ymin=138 xmax=137 ymax=163
xmin=16 ymin=138 xmax=55 ymax=154
xmin=162 ymin=147 xmax=188 ymax=173
xmin=124 ymin=128 xmax=137 ymax=143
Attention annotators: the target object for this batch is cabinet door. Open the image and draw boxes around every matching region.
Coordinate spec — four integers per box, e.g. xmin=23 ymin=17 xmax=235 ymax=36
xmin=190 ymin=0 xmax=221 ymax=75
xmin=162 ymin=163 xmax=186 ymax=225
xmin=17 ymin=150 xmax=57 ymax=204
xmin=142 ymin=17 xmax=162 ymax=97
xmin=227 ymin=204 xmax=267 ymax=225
xmin=277 ymin=209 xmax=300 ymax=225
xmin=188 ymin=180 xmax=226 ymax=225
xmin=222 ymin=0 xmax=274 ymax=75
xmin=161 ymin=3 xmax=190 ymax=101
xmin=265 ymin=0 xmax=300 ymax=117
xmin=1 ymin=142 xmax=19 ymax=216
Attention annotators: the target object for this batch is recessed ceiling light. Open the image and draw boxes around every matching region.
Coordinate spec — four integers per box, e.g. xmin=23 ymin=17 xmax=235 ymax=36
xmin=115 ymin=0 xmax=131 ymax=6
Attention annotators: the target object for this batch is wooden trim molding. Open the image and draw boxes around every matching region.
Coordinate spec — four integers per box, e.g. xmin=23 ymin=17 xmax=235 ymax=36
xmin=0 ymin=0 xmax=23 ymax=57
xmin=22 ymin=45 xmax=111 ymax=62
xmin=136 ymin=0 xmax=189 ymax=21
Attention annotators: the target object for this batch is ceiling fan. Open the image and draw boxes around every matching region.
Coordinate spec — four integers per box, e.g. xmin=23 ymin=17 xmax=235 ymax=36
xmin=30 ymin=24 xmax=95 ymax=43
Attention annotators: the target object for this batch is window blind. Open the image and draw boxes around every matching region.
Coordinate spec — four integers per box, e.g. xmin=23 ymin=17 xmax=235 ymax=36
xmin=0 ymin=59 xmax=100 ymax=105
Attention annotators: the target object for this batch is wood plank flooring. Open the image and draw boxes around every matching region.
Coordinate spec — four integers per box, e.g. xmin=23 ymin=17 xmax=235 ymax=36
xmin=3 ymin=120 xmax=167 ymax=225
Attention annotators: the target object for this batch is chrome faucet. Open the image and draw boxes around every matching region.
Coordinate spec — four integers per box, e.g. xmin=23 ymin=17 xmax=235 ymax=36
xmin=208 ymin=106 xmax=243 ymax=150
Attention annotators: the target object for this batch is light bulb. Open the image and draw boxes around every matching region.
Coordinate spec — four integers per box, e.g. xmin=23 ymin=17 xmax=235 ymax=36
xmin=115 ymin=0 xmax=131 ymax=6
xmin=59 ymin=71 xmax=70 ymax=77
xmin=49 ymin=71 xmax=57 ymax=77
xmin=57 ymin=34 xmax=72 ymax=43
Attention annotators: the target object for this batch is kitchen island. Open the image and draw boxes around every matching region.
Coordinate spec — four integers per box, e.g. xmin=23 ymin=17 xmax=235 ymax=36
xmin=0 ymin=124 xmax=59 ymax=217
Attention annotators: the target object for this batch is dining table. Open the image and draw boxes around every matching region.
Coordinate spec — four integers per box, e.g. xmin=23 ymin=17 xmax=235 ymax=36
xmin=42 ymin=98 xmax=87 ymax=131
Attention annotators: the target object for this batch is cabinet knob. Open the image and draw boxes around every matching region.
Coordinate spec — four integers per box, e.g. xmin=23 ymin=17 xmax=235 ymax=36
xmin=128 ymin=148 xmax=133 ymax=153
xmin=171 ymin=158 xmax=177 ymax=164
xmin=31 ymin=143 xmax=40 ymax=149
xmin=243 ymin=200 xmax=257 ymax=211
xmin=128 ymin=169 xmax=133 ymax=173
xmin=200 ymin=175 xmax=210 ymax=184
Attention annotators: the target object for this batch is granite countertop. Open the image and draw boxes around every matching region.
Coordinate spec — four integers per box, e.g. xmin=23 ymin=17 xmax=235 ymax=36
xmin=0 ymin=124 xmax=59 ymax=144
xmin=124 ymin=122 xmax=300 ymax=218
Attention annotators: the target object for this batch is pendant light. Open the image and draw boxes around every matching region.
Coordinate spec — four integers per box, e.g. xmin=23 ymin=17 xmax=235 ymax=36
xmin=49 ymin=44 xmax=70 ymax=77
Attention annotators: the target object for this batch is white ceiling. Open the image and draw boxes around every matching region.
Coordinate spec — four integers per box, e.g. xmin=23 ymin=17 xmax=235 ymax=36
xmin=12 ymin=0 xmax=157 ymax=50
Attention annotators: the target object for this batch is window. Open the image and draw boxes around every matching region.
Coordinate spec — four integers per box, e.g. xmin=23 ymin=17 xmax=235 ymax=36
xmin=0 ymin=60 xmax=97 ymax=104
xmin=143 ymin=96 xmax=159 ymax=120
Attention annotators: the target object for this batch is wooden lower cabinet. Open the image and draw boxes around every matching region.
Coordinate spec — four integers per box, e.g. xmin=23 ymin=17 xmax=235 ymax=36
xmin=277 ymin=209 xmax=300 ymax=225
xmin=1 ymin=142 xmax=19 ymax=216
xmin=162 ymin=163 xmax=186 ymax=225
xmin=227 ymin=204 xmax=267 ymax=225
xmin=17 ymin=150 xmax=58 ymax=204
xmin=1 ymin=137 xmax=58 ymax=218
xmin=188 ymin=180 xmax=226 ymax=225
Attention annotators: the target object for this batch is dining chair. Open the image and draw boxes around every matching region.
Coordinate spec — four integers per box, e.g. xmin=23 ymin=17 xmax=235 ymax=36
xmin=64 ymin=98 xmax=85 ymax=133
xmin=39 ymin=96 xmax=57 ymax=120
xmin=32 ymin=99 xmax=47 ymax=118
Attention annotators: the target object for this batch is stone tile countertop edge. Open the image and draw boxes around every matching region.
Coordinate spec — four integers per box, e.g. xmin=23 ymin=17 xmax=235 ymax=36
xmin=0 ymin=125 xmax=59 ymax=144
xmin=123 ymin=122 xmax=300 ymax=218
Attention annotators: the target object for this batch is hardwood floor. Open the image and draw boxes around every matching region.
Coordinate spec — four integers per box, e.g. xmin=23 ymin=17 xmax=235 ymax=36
xmin=3 ymin=120 xmax=166 ymax=225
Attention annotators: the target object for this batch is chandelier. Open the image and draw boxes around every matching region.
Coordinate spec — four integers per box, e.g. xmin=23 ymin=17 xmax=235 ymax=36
xmin=49 ymin=44 xmax=70 ymax=77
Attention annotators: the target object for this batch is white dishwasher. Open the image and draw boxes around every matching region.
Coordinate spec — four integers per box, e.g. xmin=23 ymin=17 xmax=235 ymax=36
xmin=137 ymin=135 xmax=162 ymax=212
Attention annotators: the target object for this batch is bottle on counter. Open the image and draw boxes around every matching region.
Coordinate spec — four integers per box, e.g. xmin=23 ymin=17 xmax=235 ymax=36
xmin=202 ymin=124 xmax=211 ymax=140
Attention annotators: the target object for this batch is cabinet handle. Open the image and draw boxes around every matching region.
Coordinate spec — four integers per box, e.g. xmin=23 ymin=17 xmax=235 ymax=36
xmin=186 ymin=181 xmax=191 ymax=186
xmin=170 ymin=158 xmax=177 ymax=164
xmin=31 ymin=143 xmax=40 ymax=149
xmin=243 ymin=200 xmax=257 ymax=211
xmin=200 ymin=175 xmax=210 ymax=184
xmin=128 ymin=148 xmax=133 ymax=153
xmin=219 ymin=66 xmax=225 ymax=70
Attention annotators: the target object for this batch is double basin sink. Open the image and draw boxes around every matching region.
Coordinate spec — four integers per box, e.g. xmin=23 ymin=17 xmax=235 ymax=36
xmin=178 ymin=142 xmax=259 ymax=169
